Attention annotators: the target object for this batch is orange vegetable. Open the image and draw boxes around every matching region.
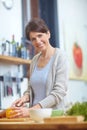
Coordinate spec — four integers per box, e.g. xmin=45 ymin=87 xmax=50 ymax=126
xmin=6 ymin=108 xmax=17 ymax=118
xmin=73 ymin=42 xmax=83 ymax=68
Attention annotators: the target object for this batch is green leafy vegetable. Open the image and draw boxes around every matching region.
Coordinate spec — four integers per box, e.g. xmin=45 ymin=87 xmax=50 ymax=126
xmin=66 ymin=102 xmax=87 ymax=121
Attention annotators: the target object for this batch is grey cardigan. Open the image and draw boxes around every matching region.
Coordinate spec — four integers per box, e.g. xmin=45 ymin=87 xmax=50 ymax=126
xmin=24 ymin=48 xmax=69 ymax=110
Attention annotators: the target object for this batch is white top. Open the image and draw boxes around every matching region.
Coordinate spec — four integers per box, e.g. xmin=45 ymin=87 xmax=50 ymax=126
xmin=30 ymin=56 xmax=53 ymax=105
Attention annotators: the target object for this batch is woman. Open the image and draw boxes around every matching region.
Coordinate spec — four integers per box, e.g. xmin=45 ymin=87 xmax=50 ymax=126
xmin=10 ymin=18 xmax=69 ymax=118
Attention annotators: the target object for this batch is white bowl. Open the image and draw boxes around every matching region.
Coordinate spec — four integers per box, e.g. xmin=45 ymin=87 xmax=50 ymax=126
xmin=29 ymin=108 xmax=52 ymax=122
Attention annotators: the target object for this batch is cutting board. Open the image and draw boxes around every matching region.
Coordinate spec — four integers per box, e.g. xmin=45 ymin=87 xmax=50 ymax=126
xmin=44 ymin=116 xmax=84 ymax=123
xmin=0 ymin=118 xmax=34 ymax=122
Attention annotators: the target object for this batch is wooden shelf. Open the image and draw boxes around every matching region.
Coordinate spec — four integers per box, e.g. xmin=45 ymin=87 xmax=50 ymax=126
xmin=0 ymin=55 xmax=31 ymax=65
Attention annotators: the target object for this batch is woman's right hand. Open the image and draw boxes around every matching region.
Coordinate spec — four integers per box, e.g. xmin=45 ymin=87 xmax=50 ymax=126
xmin=11 ymin=95 xmax=29 ymax=107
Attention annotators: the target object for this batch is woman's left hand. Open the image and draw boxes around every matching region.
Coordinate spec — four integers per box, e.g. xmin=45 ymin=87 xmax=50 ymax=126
xmin=8 ymin=104 xmax=42 ymax=118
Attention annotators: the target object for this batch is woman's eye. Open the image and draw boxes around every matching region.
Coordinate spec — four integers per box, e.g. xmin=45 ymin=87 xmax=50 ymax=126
xmin=38 ymin=34 xmax=43 ymax=38
xmin=30 ymin=34 xmax=43 ymax=42
xmin=31 ymin=38 xmax=35 ymax=42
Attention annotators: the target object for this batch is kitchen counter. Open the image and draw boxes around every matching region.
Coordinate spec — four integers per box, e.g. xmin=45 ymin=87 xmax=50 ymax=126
xmin=0 ymin=118 xmax=87 ymax=130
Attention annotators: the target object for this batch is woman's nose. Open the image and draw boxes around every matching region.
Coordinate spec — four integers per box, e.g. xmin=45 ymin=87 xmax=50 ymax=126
xmin=35 ymin=38 xmax=41 ymax=43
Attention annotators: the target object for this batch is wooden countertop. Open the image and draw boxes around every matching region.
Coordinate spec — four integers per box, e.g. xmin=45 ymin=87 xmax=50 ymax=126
xmin=0 ymin=118 xmax=87 ymax=130
xmin=0 ymin=121 xmax=87 ymax=130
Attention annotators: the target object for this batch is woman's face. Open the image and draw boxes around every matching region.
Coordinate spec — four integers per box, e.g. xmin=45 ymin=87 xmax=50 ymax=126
xmin=29 ymin=31 xmax=50 ymax=53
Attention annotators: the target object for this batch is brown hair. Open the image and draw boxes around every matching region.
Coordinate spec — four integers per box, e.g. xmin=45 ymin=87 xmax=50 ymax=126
xmin=25 ymin=18 xmax=49 ymax=40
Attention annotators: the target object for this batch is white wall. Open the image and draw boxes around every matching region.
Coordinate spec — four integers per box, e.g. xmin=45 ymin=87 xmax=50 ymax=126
xmin=57 ymin=0 xmax=87 ymax=104
xmin=0 ymin=0 xmax=22 ymax=42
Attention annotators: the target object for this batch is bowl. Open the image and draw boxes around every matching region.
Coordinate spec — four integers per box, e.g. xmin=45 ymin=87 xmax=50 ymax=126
xmin=29 ymin=108 xmax=52 ymax=122
xmin=51 ymin=109 xmax=64 ymax=117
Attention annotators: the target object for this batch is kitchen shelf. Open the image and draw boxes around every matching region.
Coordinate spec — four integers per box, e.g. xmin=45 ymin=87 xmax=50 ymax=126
xmin=0 ymin=55 xmax=31 ymax=65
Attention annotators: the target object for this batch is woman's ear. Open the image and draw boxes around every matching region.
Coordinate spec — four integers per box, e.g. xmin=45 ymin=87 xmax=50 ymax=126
xmin=47 ymin=31 xmax=51 ymax=39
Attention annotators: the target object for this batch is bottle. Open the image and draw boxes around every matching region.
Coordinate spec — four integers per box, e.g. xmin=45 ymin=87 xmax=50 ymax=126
xmin=1 ymin=38 xmax=6 ymax=55
xmin=21 ymin=37 xmax=27 ymax=59
xmin=0 ymin=39 xmax=2 ymax=55
xmin=5 ymin=40 xmax=10 ymax=56
xmin=0 ymin=44 xmax=2 ymax=55
xmin=10 ymin=35 xmax=16 ymax=56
